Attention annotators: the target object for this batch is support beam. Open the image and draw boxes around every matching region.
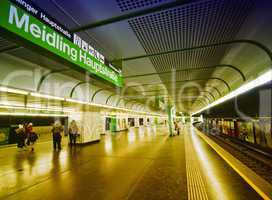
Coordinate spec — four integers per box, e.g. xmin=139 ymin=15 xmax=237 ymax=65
xmin=179 ymin=95 xmax=211 ymax=104
xmin=71 ymin=0 xmax=195 ymax=32
xmin=127 ymin=77 xmax=231 ymax=92
xmin=205 ymin=85 xmax=222 ymax=97
xmin=178 ymin=91 xmax=215 ymax=102
xmin=36 ymin=69 xmax=71 ymax=92
xmin=200 ymin=91 xmax=216 ymax=101
xmin=113 ymin=40 xmax=272 ymax=63
xmin=69 ymin=81 xmax=88 ymax=98
xmin=105 ymin=93 xmax=117 ymax=105
xmin=173 ymin=99 xmax=207 ymax=106
xmin=131 ymin=102 xmax=140 ymax=110
xmin=116 ymin=97 xmax=123 ymax=107
xmin=172 ymin=97 xmax=210 ymax=109
xmin=120 ymin=94 xmax=169 ymax=99
xmin=61 ymin=100 xmax=64 ymax=113
xmin=124 ymin=100 xmax=133 ymax=108
xmin=140 ymin=89 xmax=216 ymax=101
xmin=141 ymin=89 xmax=168 ymax=93
xmin=193 ymin=99 xmax=208 ymax=108
xmin=124 ymin=64 xmax=246 ymax=82
xmin=24 ymin=95 xmax=28 ymax=108
xmin=91 ymin=88 xmax=106 ymax=102
xmin=50 ymin=0 xmax=115 ymax=59
xmin=165 ymin=94 xmax=211 ymax=106
xmin=138 ymin=103 xmax=143 ymax=111
xmin=123 ymin=100 xmax=144 ymax=111
xmin=141 ymin=85 xmax=221 ymax=98
xmin=135 ymin=103 xmax=142 ymax=111
xmin=119 ymin=93 xmax=211 ymax=106
xmin=0 ymin=45 xmax=20 ymax=53
xmin=193 ymin=99 xmax=208 ymax=109
xmin=116 ymin=96 xmax=131 ymax=107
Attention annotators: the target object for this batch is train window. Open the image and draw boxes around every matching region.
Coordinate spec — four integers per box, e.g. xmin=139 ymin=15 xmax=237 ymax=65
xmin=128 ymin=118 xmax=135 ymax=127
xmin=259 ymin=119 xmax=272 ymax=148
xmin=266 ymin=121 xmax=272 ymax=148
xmin=139 ymin=118 xmax=144 ymax=126
xmin=254 ymin=122 xmax=262 ymax=145
xmin=237 ymin=122 xmax=254 ymax=143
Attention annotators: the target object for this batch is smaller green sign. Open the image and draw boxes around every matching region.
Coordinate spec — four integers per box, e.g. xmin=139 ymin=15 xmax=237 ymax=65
xmin=110 ymin=117 xmax=117 ymax=132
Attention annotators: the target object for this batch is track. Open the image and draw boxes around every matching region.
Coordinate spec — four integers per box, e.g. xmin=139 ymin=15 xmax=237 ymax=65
xmin=201 ymin=130 xmax=272 ymax=185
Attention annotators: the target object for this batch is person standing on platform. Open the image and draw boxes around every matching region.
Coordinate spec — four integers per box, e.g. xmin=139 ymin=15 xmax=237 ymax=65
xmin=51 ymin=121 xmax=63 ymax=151
xmin=26 ymin=123 xmax=38 ymax=151
xmin=175 ymin=121 xmax=181 ymax=136
xmin=25 ymin=123 xmax=33 ymax=145
xmin=68 ymin=120 xmax=79 ymax=146
xmin=15 ymin=124 xmax=26 ymax=150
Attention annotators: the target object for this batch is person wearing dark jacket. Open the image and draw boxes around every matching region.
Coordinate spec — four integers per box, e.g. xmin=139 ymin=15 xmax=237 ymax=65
xmin=51 ymin=121 xmax=64 ymax=150
xmin=16 ymin=124 xmax=26 ymax=149
xmin=26 ymin=123 xmax=38 ymax=151
xmin=68 ymin=120 xmax=79 ymax=145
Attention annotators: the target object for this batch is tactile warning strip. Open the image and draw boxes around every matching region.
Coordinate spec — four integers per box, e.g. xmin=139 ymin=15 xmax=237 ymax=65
xmin=185 ymin=130 xmax=209 ymax=200
xmin=195 ymin=128 xmax=272 ymax=200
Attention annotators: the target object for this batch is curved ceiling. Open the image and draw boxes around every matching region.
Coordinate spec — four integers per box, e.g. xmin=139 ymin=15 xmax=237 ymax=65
xmin=1 ymin=0 xmax=272 ymax=113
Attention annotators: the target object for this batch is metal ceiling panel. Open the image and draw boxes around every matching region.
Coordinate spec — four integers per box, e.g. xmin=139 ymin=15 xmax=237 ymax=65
xmin=116 ymin=0 xmax=173 ymax=12
xmin=1 ymin=0 xmax=271 ymax=113
xmin=117 ymin=0 xmax=255 ymax=111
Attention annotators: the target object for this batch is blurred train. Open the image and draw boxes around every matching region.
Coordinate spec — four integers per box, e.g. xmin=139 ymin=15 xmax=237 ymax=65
xmin=194 ymin=117 xmax=272 ymax=150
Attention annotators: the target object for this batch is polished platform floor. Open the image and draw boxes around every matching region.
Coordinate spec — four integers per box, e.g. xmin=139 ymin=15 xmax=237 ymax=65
xmin=0 ymin=125 xmax=261 ymax=200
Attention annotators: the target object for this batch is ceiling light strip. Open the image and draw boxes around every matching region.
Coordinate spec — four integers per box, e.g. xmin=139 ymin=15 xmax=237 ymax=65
xmin=0 ymin=112 xmax=68 ymax=117
xmin=0 ymin=104 xmax=74 ymax=113
xmin=30 ymin=92 xmax=65 ymax=101
xmin=192 ymin=69 xmax=272 ymax=115
xmin=0 ymin=88 xmax=165 ymax=117
xmin=0 ymin=86 xmax=28 ymax=95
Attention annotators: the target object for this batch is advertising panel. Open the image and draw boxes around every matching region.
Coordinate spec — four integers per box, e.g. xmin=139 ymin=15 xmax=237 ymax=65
xmin=0 ymin=127 xmax=9 ymax=145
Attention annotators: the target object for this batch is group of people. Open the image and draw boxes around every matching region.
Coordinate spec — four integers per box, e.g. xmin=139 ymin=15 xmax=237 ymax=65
xmin=15 ymin=123 xmax=38 ymax=151
xmin=51 ymin=120 xmax=79 ymax=150
xmin=16 ymin=120 xmax=80 ymax=152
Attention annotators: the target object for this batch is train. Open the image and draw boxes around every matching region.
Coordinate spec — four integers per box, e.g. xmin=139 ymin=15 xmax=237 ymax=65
xmin=194 ymin=117 xmax=272 ymax=150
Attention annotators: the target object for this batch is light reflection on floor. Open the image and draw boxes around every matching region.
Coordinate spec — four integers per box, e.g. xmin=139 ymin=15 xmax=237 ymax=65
xmin=104 ymin=136 xmax=113 ymax=154
xmin=190 ymin=126 xmax=228 ymax=200
xmin=128 ymin=127 xmax=136 ymax=143
xmin=138 ymin=126 xmax=145 ymax=140
xmin=0 ymin=125 xmax=261 ymax=200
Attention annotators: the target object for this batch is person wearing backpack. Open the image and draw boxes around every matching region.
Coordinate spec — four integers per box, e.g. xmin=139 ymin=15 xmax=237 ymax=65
xmin=15 ymin=124 xmax=26 ymax=150
xmin=26 ymin=123 xmax=38 ymax=151
xmin=51 ymin=121 xmax=64 ymax=150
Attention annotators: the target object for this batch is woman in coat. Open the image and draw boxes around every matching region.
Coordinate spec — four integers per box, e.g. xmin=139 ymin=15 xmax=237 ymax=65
xmin=68 ymin=120 xmax=79 ymax=145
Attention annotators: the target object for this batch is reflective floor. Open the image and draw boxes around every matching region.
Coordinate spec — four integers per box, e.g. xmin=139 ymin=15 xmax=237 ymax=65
xmin=0 ymin=125 xmax=261 ymax=200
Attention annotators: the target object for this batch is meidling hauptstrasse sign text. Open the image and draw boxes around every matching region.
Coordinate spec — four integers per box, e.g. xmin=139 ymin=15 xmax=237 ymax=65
xmin=0 ymin=0 xmax=123 ymax=87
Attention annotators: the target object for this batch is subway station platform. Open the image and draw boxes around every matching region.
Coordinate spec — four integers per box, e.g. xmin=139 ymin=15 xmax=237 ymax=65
xmin=0 ymin=126 xmax=262 ymax=200
xmin=0 ymin=0 xmax=272 ymax=199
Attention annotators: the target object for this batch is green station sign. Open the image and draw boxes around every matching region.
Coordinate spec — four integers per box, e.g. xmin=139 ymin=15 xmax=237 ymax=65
xmin=0 ymin=0 xmax=123 ymax=87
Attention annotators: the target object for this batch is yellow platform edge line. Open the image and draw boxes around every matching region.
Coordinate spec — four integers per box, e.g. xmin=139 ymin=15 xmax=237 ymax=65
xmin=195 ymin=128 xmax=272 ymax=200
